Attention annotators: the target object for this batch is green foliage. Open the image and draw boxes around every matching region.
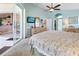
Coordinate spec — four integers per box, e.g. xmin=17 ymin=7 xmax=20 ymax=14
xmin=0 ymin=18 xmax=3 ymax=26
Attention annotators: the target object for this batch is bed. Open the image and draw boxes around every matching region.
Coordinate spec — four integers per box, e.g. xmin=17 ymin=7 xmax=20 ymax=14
xmin=30 ymin=30 xmax=79 ymax=56
xmin=0 ymin=33 xmax=13 ymax=49
xmin=0 ymin=25 xmax=12 ymax=48
xmin=0 ymin=25 xmax=14 ymax=40
xmin=0 ymin=25 xmax=20 ymax=49
xmin=0 ymin=25 xmax=20 ymax=39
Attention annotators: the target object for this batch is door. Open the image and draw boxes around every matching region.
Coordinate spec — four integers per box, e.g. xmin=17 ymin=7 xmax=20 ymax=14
xmin=54 ymin=19 xmax=63 ymax=31
xmin=13 ymin=4 xmax=25 ymax=44
xmin=57 ymin=19 xmax=63 ymax=31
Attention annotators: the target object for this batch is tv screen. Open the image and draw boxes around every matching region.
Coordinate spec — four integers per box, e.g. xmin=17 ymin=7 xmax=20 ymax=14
xmin=27 ymin=17 xmax=35 ymax=23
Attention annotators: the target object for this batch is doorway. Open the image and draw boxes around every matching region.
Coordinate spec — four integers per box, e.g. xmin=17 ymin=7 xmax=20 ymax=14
xmin=54 ymin=13 xmax=63 ymax=31
xmin=13 ymin=3 xmax=26 ymax=44
xmin=54 ymin=20 xmax=57 ymax=30
xmin=0 ymin=3 xmax=25 ymax=54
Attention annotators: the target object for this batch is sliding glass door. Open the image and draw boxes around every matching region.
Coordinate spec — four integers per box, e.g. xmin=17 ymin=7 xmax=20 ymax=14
xmin=13 ymin=4 xmax=25 ymax=44
xmin=0 ymin=3 xmax=25 ymax=49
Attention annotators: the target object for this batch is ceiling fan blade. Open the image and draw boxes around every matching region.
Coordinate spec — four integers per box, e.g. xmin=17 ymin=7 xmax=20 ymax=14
xmin=46 ymin=5 xmax=50 ymax=8
xmin=53 ymin=4 xmax=61 ymax=9
xmin=54 ymin=9 xmax=60 ymax=10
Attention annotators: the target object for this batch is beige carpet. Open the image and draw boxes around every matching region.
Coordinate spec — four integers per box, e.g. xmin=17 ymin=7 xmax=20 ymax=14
xmin=0 ymin=46 xmax=11 ymax=54
xmin=1 ymin=38 xmax=32 ymax=56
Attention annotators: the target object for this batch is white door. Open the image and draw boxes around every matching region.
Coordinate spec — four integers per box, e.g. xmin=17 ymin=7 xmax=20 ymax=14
xmin=47 ymin=19 xmax=53 ymax=30
xmin=57 ymin=19 xmax=63 ymax=31
xmin=53 ymin=19 xmax=63 ymax=31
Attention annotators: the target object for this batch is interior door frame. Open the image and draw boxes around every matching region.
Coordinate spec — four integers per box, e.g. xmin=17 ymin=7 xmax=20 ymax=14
xmin=13 ymin=3 xmax=26 ymax=44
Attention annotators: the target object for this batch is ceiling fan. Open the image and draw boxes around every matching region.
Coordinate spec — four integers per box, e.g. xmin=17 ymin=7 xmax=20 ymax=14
xmin=46 ymin=3 xmax=61 ymax=11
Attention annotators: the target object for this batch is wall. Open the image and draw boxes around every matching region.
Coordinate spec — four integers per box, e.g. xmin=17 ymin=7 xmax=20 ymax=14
xmin=48 ymin=10 xmax=79 ymax=29
xmin=22 ymin=3 xmax=49 ymax=27
xmin=48 ymin=10 xmax=79 ymax=18
xmin=22 ymin=3 xmax=79 ymax=30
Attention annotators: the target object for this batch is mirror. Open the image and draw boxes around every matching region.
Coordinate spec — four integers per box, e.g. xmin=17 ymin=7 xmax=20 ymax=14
xmin=35 ymin=17 xmax=40 ymax=27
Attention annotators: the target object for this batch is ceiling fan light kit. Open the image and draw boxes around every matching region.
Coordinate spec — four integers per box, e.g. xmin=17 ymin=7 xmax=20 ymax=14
xmin=49 ymin=9 xmax=54 ymax=12
xmin=46 ymin=3 xmax=61 ymax=11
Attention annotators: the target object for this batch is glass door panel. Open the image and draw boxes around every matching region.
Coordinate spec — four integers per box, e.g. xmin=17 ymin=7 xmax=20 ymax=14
xmin=13 ymin=4 xmax=25 ymax=44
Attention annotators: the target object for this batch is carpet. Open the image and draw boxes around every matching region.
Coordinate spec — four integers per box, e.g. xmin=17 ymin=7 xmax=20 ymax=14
xmin=1 ymin=38 xmax=33 ymax=56
xmin=0 ymin=46 xmax=11 ymax=54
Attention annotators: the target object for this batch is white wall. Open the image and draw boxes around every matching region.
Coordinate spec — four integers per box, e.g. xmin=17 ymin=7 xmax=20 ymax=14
xmin=0 ymin=3 xmax=16 ymax=13
xmin=63 ymin=16 xmax=79 ymax=28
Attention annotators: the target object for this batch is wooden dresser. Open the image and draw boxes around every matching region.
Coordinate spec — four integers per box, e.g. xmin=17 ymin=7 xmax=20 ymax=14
xmin=32 ymin=27 xmax=47 ymax=35
xmin=64 ymin=28 xmax=79 ymax=33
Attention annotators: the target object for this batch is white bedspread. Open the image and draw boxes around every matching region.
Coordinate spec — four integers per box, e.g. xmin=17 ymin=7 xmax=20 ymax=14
xmin=30 ymin=30 xmax=79 ymax=56
xmin=0 ymin=33 xmax=13 ymax=49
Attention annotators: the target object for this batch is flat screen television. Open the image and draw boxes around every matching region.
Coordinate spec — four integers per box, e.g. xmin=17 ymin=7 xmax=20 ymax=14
xmin=27 ymin=17 xmax=35 ymax=23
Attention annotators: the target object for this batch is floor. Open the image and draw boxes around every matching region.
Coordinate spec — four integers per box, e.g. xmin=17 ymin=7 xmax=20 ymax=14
xmin=0 ymin=37 xmax=45 ymax=56
xmin=0 ymin=46 xmax=11 ymax=54
xmin=1 ymin=38 xmax=33 ymax=56
xmin=0 ymin=37 xmax=13 ymax=54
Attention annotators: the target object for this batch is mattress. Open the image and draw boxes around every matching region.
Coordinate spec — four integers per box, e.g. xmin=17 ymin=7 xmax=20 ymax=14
xmin=0 ymin=31 xmax=20 ymax=40
xmin=0 ymin=33 xmax=13 ymax=40
xmin=30 ymin=30 xmax=79 ymax=56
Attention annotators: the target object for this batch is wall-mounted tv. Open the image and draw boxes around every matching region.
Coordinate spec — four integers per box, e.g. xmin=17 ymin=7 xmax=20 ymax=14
xmin=27 ymin=17 xmax=35 ymax=23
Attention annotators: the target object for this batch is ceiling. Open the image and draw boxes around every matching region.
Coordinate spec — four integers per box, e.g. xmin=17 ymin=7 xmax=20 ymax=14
xmin=33 ymin=3 xmax=79 ymax=11
xmin=0 ymin=3 xmax=15 ymax=9
xmin=0 ymin=13 xmax=12 ymax=18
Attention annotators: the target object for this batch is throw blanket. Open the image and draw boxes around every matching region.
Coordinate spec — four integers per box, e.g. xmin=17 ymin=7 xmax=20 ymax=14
xmin=30 ymin=30 xmax=79 ymax=56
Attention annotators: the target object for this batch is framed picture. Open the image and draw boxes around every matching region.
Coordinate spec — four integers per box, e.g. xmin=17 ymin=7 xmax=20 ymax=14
xmin=68 ymin=16 xmax=78 ymax=24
